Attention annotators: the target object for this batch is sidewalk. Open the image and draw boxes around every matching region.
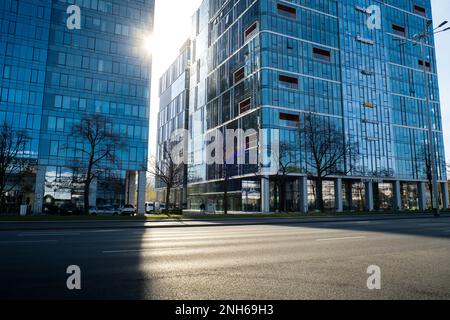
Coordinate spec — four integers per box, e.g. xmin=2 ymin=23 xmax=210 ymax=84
xmin=0 ymin=212 xmax=447 ymax=231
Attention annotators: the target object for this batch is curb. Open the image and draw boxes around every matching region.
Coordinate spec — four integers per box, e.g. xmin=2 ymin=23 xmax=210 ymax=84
xmin=0 ymin=214 xmax=447 ymax=232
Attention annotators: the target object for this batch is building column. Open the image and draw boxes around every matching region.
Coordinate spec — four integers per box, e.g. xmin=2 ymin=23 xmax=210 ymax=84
xmin=441 ymin=182 xmax=449 ymax=210
xmin=33 ymin=165 xmax=46 ymax=215
xmin=125 ymin=171 xmax=136 ymax=206
xmin=393 ymin=180 xmax=402 ymax=212
xmin=298 ymin=176 xmax=308 ymax=213
xmin=365 ymin=181 xmax=374 ymax=212
xmin=261 ymin=177 xmax=270 ymax=213
xmin=418 ymin=182 xmax=427 ymax=212
xmin=137 ymin=171 xmax=146 ymax=215
xmin=88 ymin=177 xmax=97 ymax=207
xmin=335 ymin=178 xmax=343 ymax=213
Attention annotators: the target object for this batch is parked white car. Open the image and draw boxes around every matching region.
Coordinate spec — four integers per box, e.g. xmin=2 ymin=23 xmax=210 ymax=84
xmin=119 ymin=204 xmax=136 ymax=216
xmin=97 ymin=205 xmax=119 ymax=216
xmin=145 ymin=202 xmax=155 ymax=213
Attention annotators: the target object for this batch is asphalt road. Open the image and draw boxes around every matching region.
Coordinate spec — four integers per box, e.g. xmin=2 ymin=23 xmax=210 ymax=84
xmin=0 ymin=216 xmax=449 ymax=299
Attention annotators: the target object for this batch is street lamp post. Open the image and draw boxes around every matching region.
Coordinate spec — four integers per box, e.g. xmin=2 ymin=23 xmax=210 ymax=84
xmin=395 ymin=20 xmax=449 ymax=216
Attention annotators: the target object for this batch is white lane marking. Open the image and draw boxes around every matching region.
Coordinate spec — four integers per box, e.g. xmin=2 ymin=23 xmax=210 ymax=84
xmin=85 ymin=229 xmax=122 ymax=233
xmin=316 ymin=236 xmax=367 ymax=242
xmin=350 ymin=221 xmax=373 ymax=224
xmin=137 ymin=229 xmax=344 ymax=242
xmin=18 ymin=232 xmax=80 ymax=237
xmin=0 ymin=240 xmax=58 ymax=244
xmin=102 ymin=247 xmax=187 ymax=254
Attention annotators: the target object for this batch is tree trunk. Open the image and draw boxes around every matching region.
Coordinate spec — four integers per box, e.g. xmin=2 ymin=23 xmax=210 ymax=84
xmin=280 ymin=180 xmax=286 ymax=212
xmin=316 ymin=178 xmax=324 ymax=212
xmin=223 ymin=184 xmax=228 ymax=215
xmin=0 ymin=194 xmax=5 ymax=214
xmin=274 ymin=181 xmax=279 ymax=212
xmin=83 ymin=181 xmax=90 ymax=215
xmin=84 ymin=161 xmax=93 ymax=216
xmin=428 ymin=181 xmax=433 ymax=211
xmin=165 ymin=186 xmax=171 ymax=214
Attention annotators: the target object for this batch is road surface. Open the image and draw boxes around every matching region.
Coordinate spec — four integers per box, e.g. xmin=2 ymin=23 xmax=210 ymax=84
xmin=0 ymin=216 xmax=449 ymax=299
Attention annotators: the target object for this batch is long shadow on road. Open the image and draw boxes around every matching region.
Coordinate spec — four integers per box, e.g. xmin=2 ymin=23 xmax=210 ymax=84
xmin=0 ymin=222 xmax=149 ymax=300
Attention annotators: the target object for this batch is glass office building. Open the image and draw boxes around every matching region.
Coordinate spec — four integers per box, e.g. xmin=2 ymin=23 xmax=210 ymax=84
xmin=182 ymin=0 xmax=448 ymax=213
xmin=0 ymin=0 xmax=154 ymax=214
xmin=156 ymin=40 xmax=191 ymax=208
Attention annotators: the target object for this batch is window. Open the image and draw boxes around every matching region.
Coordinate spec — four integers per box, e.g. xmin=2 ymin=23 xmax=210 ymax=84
xmin=418 ymin=60 xmax=431 ymax=70
xmin=8 ymin=21 xmax=16 ymax=35
xmin=234 ymin=67 xmax=245 ymax=83
xmin=287 ymin=39 xmax=294 ymax=50
xmin=50 ymin=140 xmax=59 ymax=156
xmin=277 ymin=3 xmax=296 ymax=19
xmin=3 ymin=65 xmax=11 ymax=79
xmin=313 ymin=47 xmax=331 ymax=62
xmin=48 ymin=116 xmax=56 ymax=131
xmin=414 ymin=5 xmax=426 ymax=17
xmin=55 ymin=95 xmax=62 ymax=108
xmin=239 ymin=98 xmax=251 ymax=114
xmin=392 ymin=24 xmax=406 ymax=37
xmin=279 ymin=75 xmax=298 ymax=90
xmin=279 ymin=112 xmax=300 ymax=126
xmin=37 ymin=6 xmax=44 ymax=19
xmin=363 ymin=102 xmax=376 ymax=108
xmin=245 ymin=133 xmax=258 ymax=150
xmin=31 ymin=69 xmax=38 ymax=83
xmin=244 ymin=22 xmax=258 ymax=40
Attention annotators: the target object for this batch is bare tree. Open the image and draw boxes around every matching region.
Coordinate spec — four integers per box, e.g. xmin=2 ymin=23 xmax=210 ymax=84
xmin=299 ymin=113 xmax=359 ymax=212
xmin=255 ymin=140 xmax=300 ymax=212
xmin=417 ymin=144 xmax=435 ymax=210
xmin=150 ymin=142 xmax=184 ymax=213
xmin=70 ymin=114 xmax=123 ymax=215
xmin=270 ymin=142 xmax=299 ymax=212
xmin=0 ymin=123 xmax=31 ymax=213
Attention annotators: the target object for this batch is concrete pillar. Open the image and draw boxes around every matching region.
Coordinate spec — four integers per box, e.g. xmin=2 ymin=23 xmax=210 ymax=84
xmin=261 ymin=177 xmax=270 ymax=213
xmin=365 ymin=181 xmax=374 ymax=212
xmin=335 ymin=178 xmax=343 ymax=213
xmin=125 ymin=171 xmax=136 ymax=206
xmin=137 ymin=171 xmax=146 ymax=215
xmin=418 ymin=182 xmax=427 ymax=212
xmin=33 ymin=165 xmax=46 ymax=215
xmin=298 ymin=176 xmax=308 ymax=213
xmin=441 ymin=182 xmax=448 ymax=210
xmin=88 ymin=177 xmax=97 ymax=207
xmin=393 ymin=180 xmax=402 ymax=211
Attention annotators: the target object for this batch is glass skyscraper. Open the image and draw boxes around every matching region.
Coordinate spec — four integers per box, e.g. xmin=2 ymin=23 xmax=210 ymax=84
xmin=156 ymin=40 xmax=191 ymax=208
xmin=179 ymin=0 xmax=448 ymax=213
xmin=0 ymin=0 xmax=154 ymax=214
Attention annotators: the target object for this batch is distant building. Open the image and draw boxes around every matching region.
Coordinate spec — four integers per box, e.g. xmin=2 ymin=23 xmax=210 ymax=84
xmin=156 ymin=40 xmax=191 ymax=208
xmin=0 ymin=0 xmax=155 ymax=213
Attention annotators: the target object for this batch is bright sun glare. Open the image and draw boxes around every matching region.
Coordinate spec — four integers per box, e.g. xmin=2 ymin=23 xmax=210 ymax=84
xmin=142 ymin=34 xmax=154 ymax=55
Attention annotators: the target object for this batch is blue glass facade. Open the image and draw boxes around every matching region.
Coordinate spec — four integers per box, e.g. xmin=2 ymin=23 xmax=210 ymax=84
xmin=156 ymin=40 xmax=191 ymax=207
xmin=184 ymin=0 xmax=447 ymax=212
xmin=1 ymin=0 xmax=154 ymax=213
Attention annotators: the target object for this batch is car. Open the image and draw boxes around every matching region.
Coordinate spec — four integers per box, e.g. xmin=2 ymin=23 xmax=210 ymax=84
xmin=59 ymin=203 xmax=82 ymax=216
xmin=97 ymin=205 xmax=119 ymax=216
xmin=43 ymin=203 xmax=59 ymax=215
xmin=155 ymin=202 xmax=166 ymax=213
xmin=119 ymin=204 xmax=136 ymax=216
xmin=145 ymin=201 xmax=155 ymax=213
xmin=89 ymin=206 xmax=98 ymax=216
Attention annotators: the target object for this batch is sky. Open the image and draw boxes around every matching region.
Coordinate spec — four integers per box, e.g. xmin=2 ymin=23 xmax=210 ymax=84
xmin=149 ymin=0 xmax=450 ymax=161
